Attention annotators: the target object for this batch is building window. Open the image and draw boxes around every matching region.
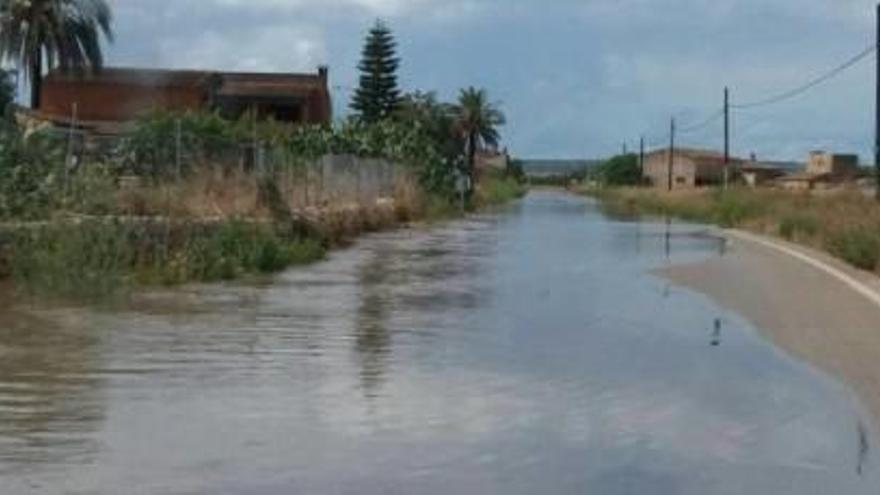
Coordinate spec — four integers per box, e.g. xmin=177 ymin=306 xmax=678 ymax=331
xmin=268 ymin=104 xmax=302 ymax=123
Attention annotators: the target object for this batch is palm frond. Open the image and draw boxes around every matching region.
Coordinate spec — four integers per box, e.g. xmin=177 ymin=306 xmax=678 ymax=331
xmin=0 ymin=0 xmax=113 ymax=106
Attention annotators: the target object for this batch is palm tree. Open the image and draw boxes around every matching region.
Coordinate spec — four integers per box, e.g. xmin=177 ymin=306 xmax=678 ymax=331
xmin=454 ymin=87 xmax=505 ymax=188
xmin=0 ymin=0 xmax=113 ymax=109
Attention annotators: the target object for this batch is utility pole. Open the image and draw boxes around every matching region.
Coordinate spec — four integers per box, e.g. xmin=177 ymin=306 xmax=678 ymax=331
xmin=875 ymin=3 xmax=880 ymax=200
xmin=64 ymin=102 xmax=78 ymax=197
xmin=668 ymin=118 xmax=675 ymax=192
xmin=724 ymin=87 xmax=730 ymax=190
xmin=639 ymin=135 xmax=645 ymax=179
xmin=622 ymin=142 xmax=628 ymax=156
xmin=175 ymin=118 xmax=182 ymax=180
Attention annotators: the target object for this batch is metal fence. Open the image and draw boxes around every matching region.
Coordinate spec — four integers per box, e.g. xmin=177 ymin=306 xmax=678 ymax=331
xmin=51 ymin=126 xmax=403 ymax=208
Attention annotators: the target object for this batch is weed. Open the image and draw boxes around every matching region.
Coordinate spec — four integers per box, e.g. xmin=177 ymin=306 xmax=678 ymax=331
xmin=827 ymin=227 xmax=880 ymax=271
xmin=779 ymin=214 xmax=820 ymax=241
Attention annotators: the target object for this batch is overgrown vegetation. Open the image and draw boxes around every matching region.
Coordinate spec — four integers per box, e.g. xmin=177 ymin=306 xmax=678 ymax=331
xmin=827 ymin=226 xmax=880 ymax=271
xmin=0 ymin=98 xmax=520 ymax=299
xmin=0 ymin=124 xmax=68 ymax=220
xmin=590 ymin=187 xmax=880 ymax=274
xmin=476 ymin=173 xmax=528 ymax=207
xmin=9 ymin=219 xmax=325 ymax=301
xmin=595 ymin=153 xmax=641 ymax=186
xmin=0 ymin=16 xmax=523 ymax=301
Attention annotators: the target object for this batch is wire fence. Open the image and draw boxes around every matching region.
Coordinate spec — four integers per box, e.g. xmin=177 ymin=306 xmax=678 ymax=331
xmin=50 ymin=126 xmax=403 ymax=210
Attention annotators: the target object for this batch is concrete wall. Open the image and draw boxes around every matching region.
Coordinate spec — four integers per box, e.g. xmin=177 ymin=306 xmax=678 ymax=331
xmin=476 ymin=152 xmax=509 ymax=173
xmin=271 ymin=154 xmax=402 ymax=209
xmin=317 ymin=155 xmax=398 ymax=204
xmin=643 ymin=152 xmax=697 ymax=189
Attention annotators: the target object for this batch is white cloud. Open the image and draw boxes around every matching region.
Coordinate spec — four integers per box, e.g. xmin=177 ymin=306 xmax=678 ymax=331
xmin=104 ymin=0 xmax=879 ymax=158
xmin=156 ymin=26 xmax=326 ymax=72
xmin=148 ymin=0 xmax=487 ymax=20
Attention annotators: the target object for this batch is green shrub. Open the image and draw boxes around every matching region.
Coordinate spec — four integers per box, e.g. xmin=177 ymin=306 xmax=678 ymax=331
xmin=177 ymin=221 xmax=324 ymax=282
xmin=826 ymin=227 xmax=880 ymax=271
xmin=597 ymin=153 xmax=641 ymax=186
xmin=122 ymin=111 xmax=242 ymax=178
xmin=477 ymin=176 xmax=527 ymax=206
xmin=282 ymin=237 xmax=326 ymax=266
xmin=9 ymin=218 xmax=327 ymax=299
xmin=10 ymin=220 xmax=135 ymax=300
xmin=779 ymin=214 xmax=820 ymax=241
xmin=0 ymin=128 xmax=66 ymax=220
xmin=711 ymin=190 xmax=766 ymax=228
xmin=60 ymin=163 xmax=119 ymax=215
xmin=421 ymin=194 xmax=460 ymax=220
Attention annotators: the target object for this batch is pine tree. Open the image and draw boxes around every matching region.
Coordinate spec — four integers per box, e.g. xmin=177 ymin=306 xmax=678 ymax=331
xmin=350 ymin=20 xmax=400 ymax=123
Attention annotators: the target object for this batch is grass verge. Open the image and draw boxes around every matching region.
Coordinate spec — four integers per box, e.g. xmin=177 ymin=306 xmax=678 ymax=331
xmin=1 ymin=169 xmax=528 ymax=302
xmin=586 ymin=187 xmax=880 ymax=275
xmin=476 ymin=175 xmax=528 ymax=207
xmin=8 ymin=219 xmax=325 ymax=302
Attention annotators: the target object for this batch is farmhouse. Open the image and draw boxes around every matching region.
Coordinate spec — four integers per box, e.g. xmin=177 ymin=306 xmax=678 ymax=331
xmin=643 ymin=148 xmax=742 ymax=189
xmin=35 ymin=66 xmax=332 ymax=134
xmin=740 ymin=161 xmax=788 ymax=187
xmin=777 ymin=151 xmax=860 ymax=191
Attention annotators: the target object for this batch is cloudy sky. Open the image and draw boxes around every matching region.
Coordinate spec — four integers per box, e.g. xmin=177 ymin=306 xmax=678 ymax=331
xmin=102 ymin=0 xmax=877 ymax=160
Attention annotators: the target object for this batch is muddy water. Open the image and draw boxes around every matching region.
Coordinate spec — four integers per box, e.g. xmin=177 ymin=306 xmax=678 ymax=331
xmin=0 ymin=191 xmax=877 ymax=494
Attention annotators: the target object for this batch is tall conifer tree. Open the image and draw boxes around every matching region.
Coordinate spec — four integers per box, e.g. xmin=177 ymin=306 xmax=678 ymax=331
xmin=351 ymin=20 xmax=400 ymax=122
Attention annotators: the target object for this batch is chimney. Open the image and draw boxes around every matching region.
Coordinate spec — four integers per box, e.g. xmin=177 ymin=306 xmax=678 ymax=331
xmin=317 ymin=65 xmax=329 ymax=84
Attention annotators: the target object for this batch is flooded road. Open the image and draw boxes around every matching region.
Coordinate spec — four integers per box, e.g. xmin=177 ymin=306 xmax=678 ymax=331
xmin=0 ymin=191 xmax=877 ymax=494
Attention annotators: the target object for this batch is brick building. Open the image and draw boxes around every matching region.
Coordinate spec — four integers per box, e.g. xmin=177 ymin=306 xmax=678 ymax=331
xmin=36 ymin=66 xmax=332 ymax=133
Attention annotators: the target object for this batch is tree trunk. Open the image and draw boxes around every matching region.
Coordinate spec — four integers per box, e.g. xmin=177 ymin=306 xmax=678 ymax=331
xmin=30 ymin=52 xmax=42 ymax=110
xmin=467 ymin=132 xmax=477 ymax=194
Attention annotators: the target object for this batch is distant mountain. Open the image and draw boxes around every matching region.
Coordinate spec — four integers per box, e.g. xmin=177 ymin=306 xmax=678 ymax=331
xmin=756 ymin=160 xmax=803 ymax=172
xmin=518 ymin=159 xmax=602 ymax=177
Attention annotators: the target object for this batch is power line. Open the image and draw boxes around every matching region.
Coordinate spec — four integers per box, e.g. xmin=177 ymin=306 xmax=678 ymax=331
xmin=732 ymin=44 xmax=877 ymax=109
xmin=678 ymin=108 xmax=725 ymax=133
xmin=637 ymin=42 xmax=876 ymax=152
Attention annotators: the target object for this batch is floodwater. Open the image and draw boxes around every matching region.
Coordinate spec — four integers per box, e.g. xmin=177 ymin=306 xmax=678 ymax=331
xmin=0 ymin=191 xmax=877 ymax=494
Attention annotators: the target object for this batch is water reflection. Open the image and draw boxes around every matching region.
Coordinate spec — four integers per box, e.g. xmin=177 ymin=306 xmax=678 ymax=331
xmin=0 ymin=306 xmax=105 ymax=472
xmin=859 ymin=421 xmax=870 ymax=476
xmin=712 ymin=318 xmax=723 ymax=347
xmin=355 ymin=247 xmax=393 ymax=398
xmin=611 ymin=217 xmax=726 ymax=265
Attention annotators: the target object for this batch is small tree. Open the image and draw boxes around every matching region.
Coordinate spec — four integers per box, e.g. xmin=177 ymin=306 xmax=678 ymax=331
xmin=351 ymin=20 xmax=400 ymax=123
xmin=598 ymin=153 xmax=642 ymax=186
xmin=454 ymin=87 xmax=505 ymax=188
